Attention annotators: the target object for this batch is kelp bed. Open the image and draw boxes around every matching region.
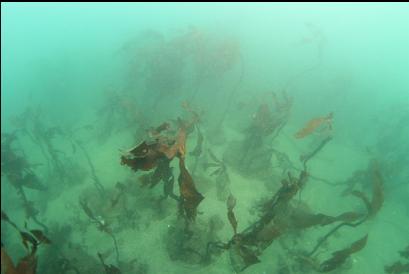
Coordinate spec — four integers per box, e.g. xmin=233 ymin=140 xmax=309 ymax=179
xmin=2 ymin=101 xmax=406 ymax=274
xmin=1 ymin=26 xmax=408 ymax=274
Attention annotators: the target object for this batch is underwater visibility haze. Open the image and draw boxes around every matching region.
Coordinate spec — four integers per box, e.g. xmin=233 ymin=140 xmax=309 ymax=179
xmin=1 ymin=3 xmax=409 ymax=274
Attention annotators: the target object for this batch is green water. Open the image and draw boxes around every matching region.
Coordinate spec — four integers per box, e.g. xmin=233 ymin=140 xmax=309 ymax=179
xmin=1 ymin=3 xmax=408 ymax=274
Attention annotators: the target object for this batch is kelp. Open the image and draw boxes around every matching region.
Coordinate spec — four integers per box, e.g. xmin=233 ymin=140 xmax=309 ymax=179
xmin=226 ymin=194 xmax=238 ymax=235
xmin=120 ymin=141 xmax=166 ymax=172
xmin=1 ymin=210 xmax=19 ymax=230
xmin=400 ymin=246 xmax=409 ymax=260
xmin=317 ymin=235 xmax=368 ymax=272
xmin=97 ymin=252 xmax=121 ymax=274
xmin=75 ymin=140 xmax=105 ymax=197
xmin=1 ymin=247 xmax=37 ymax=274
xmin=139 ymin=158 xmax=172 ymax=188
xmin=205 ymin=171 xmax=308 ymax=272
xmin=1 ymin=213 xmax=50 ymax=274
xmin=1 ymin=134 xmax=46 ymax=191
xmin=308 ymin=162 xmax=384 ymax=258
xmin=385 ymin=262 xmax=409 ymax=274
xmin=384 ymin=245 xmax=409 ymax=274
xmin=350 ymin=160 xmax=384 ymax=218
xmin=205 ymin=149 xmax=230 ymax=201
xmin=111 ymin=182 xmax=126 ymax=208
xmin=148 ymin=122 xmax=170 ymax=138
xmin=79 ymin=198 xmax=120 ymax=265
xmin=294 ymin=112 xmax=333 ymax=139
xmin=300 ymin=135 xmax=332 ymax=170
xmin=288 ymin=210 xmax=364 ymax=230
xmin=177 ymin=157 xmax=204 ymax=222
xmin=206 ymin=168 xmax=368 ymax=273
xmin=228 ymin=237 xmax=260 ymax=273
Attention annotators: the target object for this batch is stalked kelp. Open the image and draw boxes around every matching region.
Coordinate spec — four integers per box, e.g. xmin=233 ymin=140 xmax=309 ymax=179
xmin=177 ymin=156 xmax=204 ymax=222
xmin=1 ymin=210 xmax=50 ymax=274
xmin=385 ymin=245 xmax=409 ymax=274
xmin=204 ymin=149 xmax=231 ymax=201
xmin=224 ymin=92 xmax=293 ymax=180
xmin=79 ymin=198 xmax=120 ymax=265
xmin=317 ymin=234 xmax=368 ymax=272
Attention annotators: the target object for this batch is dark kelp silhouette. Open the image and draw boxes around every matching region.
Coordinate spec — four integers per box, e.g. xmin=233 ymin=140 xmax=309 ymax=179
xmin=308 ymin=161 xmax=384 ymax=258
xmin=177 ymin=156 xmax=204 ymax=222
xmin=79 ymin=198 xmax=120 ymax=265
xmin=121 ymin=141 xmax=166 ymax=172
xmin=205 ymin=165 xmax=372 ymax=273
xmin=97 ymin=252 xmax=122 ymax=274
xmin=384 ymin=245 xmax=409 ymax=274
xmin=205 ymin=149 xmax=230 ymax=201
xmin=1 ymin=211 xmax=50 ymax=274
xmin=226 ymin=194 xmax=238 ymax=235
xmin=318 ymin=234 xmax=368 ymax=272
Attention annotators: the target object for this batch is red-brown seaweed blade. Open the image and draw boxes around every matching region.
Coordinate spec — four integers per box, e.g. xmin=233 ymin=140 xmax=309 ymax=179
xmin=319 ymin=234 xmax=368 ymax=272
xmin=177 ymin=157 xmax=204 ymax=221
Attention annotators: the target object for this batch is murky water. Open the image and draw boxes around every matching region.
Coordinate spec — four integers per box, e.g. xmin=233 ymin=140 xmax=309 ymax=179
xmin=1 ymin=3 xmax=409 ymax=274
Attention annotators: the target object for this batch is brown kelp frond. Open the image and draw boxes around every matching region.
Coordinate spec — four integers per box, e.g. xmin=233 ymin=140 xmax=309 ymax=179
xmin=177 ymin=157 xmax=204 ymax=221
xmin=318 ymin=234 xmax=368 ymax=272
xmin=227 ymin=194 xmax=238 ymax=235
xmin=0 ymin=223 xmax=49 ymax=274
xmin=294 ymin=112 xmax=333 ymax=139
xmin=350 ymin=160 xmax=384 ymax=218
xmin=138 ymin=158 xmax=172 ymax=188
xmin=370 ymin=160 xmax=384 ymax=217
xmin=1 ymin=245 xmax=17 ymax=274
xmin=158 ymin=126 xmax=187 ymax=159
xmin=1 ymin=210 xmax=19 ymax=230
xmin=384 ymin=245 xmax=409 ymax=274
xmin=385 ymin=262 xmax=409 ymax=274
xmin=229 ymin=237 xmax=260 ymax=273
xmin=289 ymin=211 xmax=364 ymax=230
xmin=29 ymin=230 xmax=51 ymax=245
xmin=239 ymin=171 xmax=308 ymax=248
xmin=148 ymin=122 xmax=170 ymax=138
xmin=120 ymin=141 xmax=166 ymax=172
xmin=399 ymin=245 xmax=409 ymax=260
xmin=97 ymin=252 xmax=122 ymax=274
xmin=204 ymin=149 xmax=227 ymax=177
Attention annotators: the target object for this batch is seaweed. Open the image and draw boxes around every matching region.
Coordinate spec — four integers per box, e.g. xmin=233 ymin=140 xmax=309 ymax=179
xmin=75 ymin=140 xmax=105 ymax=197
xmin=148 ymin=122 xmax=170 ymax=138
xmin=385 ymin=262 xmax=409 ymax=274
xmin=400 ymin=246 xmax=409 ymax=260
xmin=300 ymin=135 xmax=332 ymax=170
xmin=1 ymin=214 xmax=50 ymax=274
xmin=384 ymin=245 xmax=409 ymax=274
xmin=1 ymin=133 xmax=46 ymax=191
xmin=308 ymin=163 xmax=384 ymax=257
xmin=139 ymin=158 xmax=172 ymax=188
xmin=318 ymin=234 xmax=368 ymax=272
xmin=97 ymin=252 xmax=121 ymax=274
xmin=29 ymin=230 xmax=52 ymax=245
xmin=120 ymin=141 xmax=166 ymax=172
xmin=205 ymin=149 xmax=230 ymax=201
xmin=350 ymin=161 xmax=384 ymax=218
xmin=79 ymin=198 xmax=120 ymax=265
xmin=177 ymin=157 xmax=204 ymax=222
xmin=294 ymin=112 xmax=333 ymax=139
xmin=227 ymin=194 xmax=238 ymax=235
xmin=229 ymin=237 xmax=260 ymax=273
